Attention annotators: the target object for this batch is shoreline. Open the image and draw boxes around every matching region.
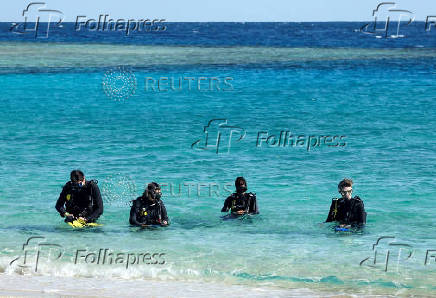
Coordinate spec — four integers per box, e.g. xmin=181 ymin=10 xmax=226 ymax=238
xmin=0 ymin=274 xmax=328 ymax=298
xmin=2 ymin=273 xmax=427 ymax=297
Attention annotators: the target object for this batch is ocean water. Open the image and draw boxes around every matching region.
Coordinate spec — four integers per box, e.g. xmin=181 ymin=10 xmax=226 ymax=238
xmin=0 ymin=23 xmax=436 ymax=297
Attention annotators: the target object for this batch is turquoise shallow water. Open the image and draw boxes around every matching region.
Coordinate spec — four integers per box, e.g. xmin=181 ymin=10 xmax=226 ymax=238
xmin=0 ymin=42 xmax=435 ymax=296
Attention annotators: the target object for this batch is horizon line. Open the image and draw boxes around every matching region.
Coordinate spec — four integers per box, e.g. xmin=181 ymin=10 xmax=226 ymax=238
xmin=0 ymin=20 xmax=431 ymax=23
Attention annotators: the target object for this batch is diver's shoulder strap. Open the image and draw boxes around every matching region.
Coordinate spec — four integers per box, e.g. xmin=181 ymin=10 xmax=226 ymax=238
xmin=352 ymin=196 xmax=364 ymax=208
xmin=131 ymin=198 xmax=142 ymax=207
xmin=157 ymin=200 xmax=163 ymax=222
xmin=332 ymin=198 xmax=339 ymax=219
xmin=64 ymin=181 xmax=73 ymax=190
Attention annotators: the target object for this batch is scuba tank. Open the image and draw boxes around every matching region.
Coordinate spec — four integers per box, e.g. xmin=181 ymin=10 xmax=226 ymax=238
xmin=66 ymin=180 xmax=98 ymax=217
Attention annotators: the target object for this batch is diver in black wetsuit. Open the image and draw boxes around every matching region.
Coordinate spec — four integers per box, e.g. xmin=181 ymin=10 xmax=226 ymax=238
xmin=221 ymin=177 xmax=259 ymax=216
xmin=55 ymin=170 xmax=104 ymax=223
xmin=129 ymin=182 xmax=169 ymax=227
xmin=325 ymin=178 xmax=366 ymax=227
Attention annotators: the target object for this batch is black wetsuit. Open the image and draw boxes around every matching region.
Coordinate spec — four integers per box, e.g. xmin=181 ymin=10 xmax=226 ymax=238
xmin=55 ymin=180 xmax=103 ymax=222
xmin=129 ymin=197 xmax=169 ymax=226
xmin=325 ymin=196 xmax=366 ymax=226
xmin=221 ymin=192 xmax=259 ymax=215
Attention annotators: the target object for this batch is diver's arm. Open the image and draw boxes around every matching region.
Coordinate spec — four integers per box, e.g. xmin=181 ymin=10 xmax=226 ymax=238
xmin=160 ymin=203 xmax=169 ymax=226
xmin=86 ymin=184 xmax=104 ymax=222
xmin=129 ymin=207 xmax=141 ymax=226
xmin=221 ymin=197 xmax=231 ymax=212
xmin=55 ymin=185 xmax=67 ymax=216
xmin=248 ymin=194 xmax=259 ymax=214
xmin=129 ymin=201 xmax=143 ymax=226
xmin=355 ymin=197 xmax=366 ymax=225
xmin=325 ymin=200 xmax=335 ymax=222
xmin=159 ymin=205 xmax=168 ymax=226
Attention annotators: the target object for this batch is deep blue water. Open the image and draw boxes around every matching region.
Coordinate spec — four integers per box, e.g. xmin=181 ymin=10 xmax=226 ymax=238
xmin=1 ymin=22 xmax=436 ymax=47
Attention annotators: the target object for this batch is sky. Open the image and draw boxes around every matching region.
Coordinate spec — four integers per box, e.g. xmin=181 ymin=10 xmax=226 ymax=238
xmin=1 ymin=0 xmax=435 ymax=22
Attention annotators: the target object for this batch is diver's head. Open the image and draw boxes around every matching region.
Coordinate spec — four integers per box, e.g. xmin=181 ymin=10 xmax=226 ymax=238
xmin=338 ymin=178 xmax=353 ymax=200
xmin=235 ymin=177 xmax=247 ymax=194
xmin=144 ymin=182 xmax=162 ymax=202
xmin=70 ymin=169 xmax=85 ymax=189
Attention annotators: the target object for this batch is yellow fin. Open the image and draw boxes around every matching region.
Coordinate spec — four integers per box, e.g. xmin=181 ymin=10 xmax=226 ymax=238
xmin=69 ymin=220 xmax=85 ymax=228
xmin=86 ymin=223 xmax=103 ymax=227
xmin=67 ymin=219 xmax=102 ymax=228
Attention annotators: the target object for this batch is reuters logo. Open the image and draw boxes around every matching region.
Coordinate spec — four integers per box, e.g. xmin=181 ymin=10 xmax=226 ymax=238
xmin=102 ymin=66 xmax=137 ymax=101
xmin=100 ymin=174 xmax=137 ymax=206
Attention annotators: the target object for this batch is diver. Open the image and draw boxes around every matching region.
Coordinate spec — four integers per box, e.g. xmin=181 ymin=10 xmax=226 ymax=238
xmin=55 ymin=170 xmax=104 ymax=223
xmin=129 ymin=182 xmax=169 ymax=227
xmin=325 ymin=178 xmax=366 ymax=227
xmin=221 ymin=177 xmax=259 ymax=216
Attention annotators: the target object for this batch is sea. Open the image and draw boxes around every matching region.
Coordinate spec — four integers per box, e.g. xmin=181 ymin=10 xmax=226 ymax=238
xmin=0 ymin=22 xmax=435 ymax=297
